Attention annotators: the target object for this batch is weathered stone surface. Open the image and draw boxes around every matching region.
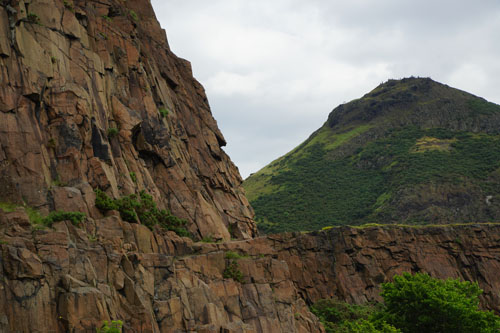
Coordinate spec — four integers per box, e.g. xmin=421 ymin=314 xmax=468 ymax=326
xmin=0 ymin=208 xmax=324 ymax=332
xmin=2 ymin=1 xmax=500 ymax=333
xmin=0 ymin=0 xmax=256 ymax=241
xmin=2 ymin=205 xmax=500 ymax=332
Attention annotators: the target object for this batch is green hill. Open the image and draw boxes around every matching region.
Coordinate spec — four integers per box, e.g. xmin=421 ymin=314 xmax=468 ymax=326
xmin=243 ymin=77 xmax=500 ymax=233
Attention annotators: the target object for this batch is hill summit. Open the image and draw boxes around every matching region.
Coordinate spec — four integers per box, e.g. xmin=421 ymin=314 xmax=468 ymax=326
xmin=244 ymin=77 xmax=500 ymax=233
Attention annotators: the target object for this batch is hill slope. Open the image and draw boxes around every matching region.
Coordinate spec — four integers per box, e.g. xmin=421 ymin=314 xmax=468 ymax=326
xmin=244 ymin=77 xmax=500 ymax=233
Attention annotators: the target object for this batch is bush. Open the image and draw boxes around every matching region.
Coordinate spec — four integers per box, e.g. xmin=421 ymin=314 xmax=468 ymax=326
xmin=129 ymin=10 xmax=139 ymax=22
xmin=97 ymin=320 xmax=123 ymax=333
xmin=94 ymin=189 xmax=191 ymax=237
xmin=95 ymin=189 xmax=118 ymax=211
xmin=107 ymin=128 xmax=119 ymax=139
xmin=223 ymin=260 xmax=244 ymax=283
xmin=377 ymin=272 xmax=500 ymax=333
xmin=129 ymin=172 xmax=137 ymax=183
xmin=159 ymin=108 xmax=169 ymax=118
xmin=27 ymin=13 xmax=40 ymax=24
xmin=43 ymin=211 xmax=85 ymax=227
xmin=312 ymin=273 xmax=500 ymax=333
xmin=311 ymin=299 xmax=397 ymax=333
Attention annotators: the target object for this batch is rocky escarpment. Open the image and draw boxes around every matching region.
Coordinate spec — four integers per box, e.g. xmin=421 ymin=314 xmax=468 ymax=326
xmin=2 ymin=207 xmax=500 ymax=332
xmin=2 ymin=1 xmax=500 ymax=333
xmin=0 ymin=0 xmax=256 ymax=241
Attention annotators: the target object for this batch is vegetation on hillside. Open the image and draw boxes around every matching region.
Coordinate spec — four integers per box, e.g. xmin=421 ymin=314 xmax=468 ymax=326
xmin=312 ymin=273 xmax=500 ymax=333
xmin=244 ymin=78 xmax=500 ymax=234
xmin=95 ymin=189 xmax=191 ymax=237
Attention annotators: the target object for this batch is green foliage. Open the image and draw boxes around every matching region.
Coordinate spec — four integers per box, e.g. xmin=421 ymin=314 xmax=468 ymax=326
xmin=129 ymin=10 xmax=139 ymax=22
xmin=43 ymin=211 xmax=85 ymax=227
xmin=95 ymin=189 xmax=118 ymax=211
xmin=377 ymin=272 xmax=500 ymax=333
xmin=129 ymin=172 xmax=137 ymax=183
xmin=107 ymin=127 xmax=119 ymax=139
xmin=468 ymin=99 xmax=500 ymax=115
xmin=311 ymin=299 xmax=398 ymax=333
xmin=99 ymin=32 xmax=108 ymax=40
xmin=63 ymin=0 xmax=75 ymax=12
xmin=47 ymin=138 xmax=57 ymax=149
xmin=102 ymin=15 xmax=112 ymax=22
xmin=247 ymin=126 xmax=500 ymax=233
xmin=0 ymin=202 xmax=18 ymax=213
xmin=312 ymin=273 xmax=500 ymax=333
xmin=27 ymin=13 xmax=40 ymax=24
xmin=225 ymin=251 xmax=247 ymax=259
xmin=223 ymin=260 xmax=244 ymax=283
xmin=159 ymin=108 xmax=169 ymax=118
xmin=94 ymin=189 xmax=191 ymax=237
xmin=97 ymin=320 xmax=123 ymax=333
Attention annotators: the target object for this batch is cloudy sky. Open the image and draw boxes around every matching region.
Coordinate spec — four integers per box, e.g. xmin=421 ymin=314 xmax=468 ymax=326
xmin=151 ymin=0 xmax=500 ymax=178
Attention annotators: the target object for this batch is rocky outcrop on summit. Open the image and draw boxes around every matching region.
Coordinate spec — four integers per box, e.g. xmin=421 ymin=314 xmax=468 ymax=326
xmin=244 ymin=77 xmax=500 ymax=233
xmin=0 ymin=0 xmax=256 ymax=241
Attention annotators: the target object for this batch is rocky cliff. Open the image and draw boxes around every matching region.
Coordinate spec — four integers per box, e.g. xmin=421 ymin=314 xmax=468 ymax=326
xmin=2 ymin=1 xmax=500 ymax=333
xmin=0 ymin=0 xmax=256 ymax=241
xmin=2 ymin=207 xmax=500 ymax=332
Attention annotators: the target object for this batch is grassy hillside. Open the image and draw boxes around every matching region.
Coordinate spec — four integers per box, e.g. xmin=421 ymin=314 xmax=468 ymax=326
xmin=243 ymin=77 xmax=500 ymax=233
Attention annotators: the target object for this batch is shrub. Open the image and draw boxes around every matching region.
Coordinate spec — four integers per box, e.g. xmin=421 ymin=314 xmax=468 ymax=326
xmin=225 ymin=251 xmax=246 ymax=260
xmin=377 ymin=272 xmax=500 ymax=333
xmin=94 ymin=189 xmax=191 ymax=237
xmin=95 ymin=189 xmax=118 ymax=211
xmin=27 ymin=13 xmax=40 ymax=24
xmin=129 ymin=10 xmax=139 ymax=22
xmin=223 ymin=260 xmax=244 ymax=283
xmin=97 ymin=320 xmax=123 ymax=333
xmin=310 ymin=299 xmax=396 ymax=333
xmin=129 ymin=172 xmax=137 ymax=183
xmin=63 ymin=0 xmax=74 ymax=12
xmin=107 ymin=127 xmax=119 ymax=139
xmin=159 ymin=108 xmax=169 ymax=118
xmin=43 ymin=211 xmax=85 ymax=227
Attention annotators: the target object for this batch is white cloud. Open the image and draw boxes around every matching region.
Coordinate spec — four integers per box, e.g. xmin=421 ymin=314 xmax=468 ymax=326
xmin=151 ymin=0 xmax=500 ymax=178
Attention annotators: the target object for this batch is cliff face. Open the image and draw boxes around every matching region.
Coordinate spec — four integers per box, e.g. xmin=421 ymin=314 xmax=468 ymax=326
xmin=2 ymin=207 xmax=500 ymax=332
xmin=2 ymin=1 xmax=500 ymax=333
xmin=0 ymin=0 xmax=256 ymax=241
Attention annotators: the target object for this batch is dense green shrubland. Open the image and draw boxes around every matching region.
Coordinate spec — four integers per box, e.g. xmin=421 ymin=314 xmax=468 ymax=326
xmin=250 ymin=126 xmax=500 ymax=233
xmin=312 ymin=273 xmax=500 ymax=333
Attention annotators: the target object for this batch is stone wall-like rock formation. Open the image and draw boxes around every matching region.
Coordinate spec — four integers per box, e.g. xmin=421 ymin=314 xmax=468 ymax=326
xmin=0 ymin=208 xmax=324 ymax=332
xmin=2 ymin=207 xmax=500 ymax=332
xmin=0 ymin=0 xmax=256 ymax=241
xmin=2 ymin=1 xmax=500 ymax=333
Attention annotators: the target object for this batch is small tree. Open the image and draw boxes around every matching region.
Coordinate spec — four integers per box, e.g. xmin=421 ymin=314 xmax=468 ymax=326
xmin=377 ymin=272 xmax=500 ymax=333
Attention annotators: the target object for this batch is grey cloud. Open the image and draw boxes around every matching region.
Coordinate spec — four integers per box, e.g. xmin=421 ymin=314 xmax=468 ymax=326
xmin=151 ymin=0 xmax=500 ymax=178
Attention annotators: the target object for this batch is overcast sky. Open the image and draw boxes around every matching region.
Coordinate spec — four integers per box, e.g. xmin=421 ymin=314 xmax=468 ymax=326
xmin=151 ymin=0 xmax=500 ymax=179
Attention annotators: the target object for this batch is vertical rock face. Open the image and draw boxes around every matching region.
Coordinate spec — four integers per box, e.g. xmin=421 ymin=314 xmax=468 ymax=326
xmin=0 ymin=0 xmax=256 ymax=241
xmin=2 ymin=1 xmax=500 ymax=333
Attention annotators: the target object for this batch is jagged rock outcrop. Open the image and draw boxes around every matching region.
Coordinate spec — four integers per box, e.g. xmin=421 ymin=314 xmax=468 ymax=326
xmin=0 ymin=208 xmax=324 ymax=332
xmin=2 ymin=1 xmax=500 ymax=333
xmin=0 ymin=0 xmax=256 ymax=241
xmin=2 ymin=207 xmax=500 ymax=332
